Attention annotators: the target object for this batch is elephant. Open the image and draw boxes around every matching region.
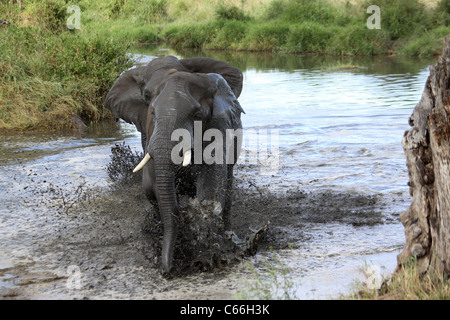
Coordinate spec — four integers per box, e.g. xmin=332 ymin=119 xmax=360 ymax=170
xmin=104 ymin=56 xmax=244 ymax=275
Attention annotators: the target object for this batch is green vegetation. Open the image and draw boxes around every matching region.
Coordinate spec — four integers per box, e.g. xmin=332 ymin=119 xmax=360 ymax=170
xmin=1 ymin=0 xmax=449 ymax=130
xmin=76 ymin=0 xmax=449 ymax=56
xmin=0 ymin=0 xmax=133 ymax=131
xmin=349 ymin=257 xmax=450 ymax=300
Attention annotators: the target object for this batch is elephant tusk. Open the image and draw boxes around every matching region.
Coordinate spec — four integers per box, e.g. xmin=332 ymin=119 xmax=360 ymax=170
xmin=182 ymin=150 xmax=191 ymax=167
xmin=133 ymin=153 xmax=151 ymax=173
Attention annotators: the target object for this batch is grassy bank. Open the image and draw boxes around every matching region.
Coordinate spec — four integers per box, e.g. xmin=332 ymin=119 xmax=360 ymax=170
xmin=80 ymin=0 xmax=450 ymax=56
xmin=349 ymin=258 xmax=450 ymax=300
xmin=1 ymin=0 xmax=449 ymax=130
xmin=0 ymin=1 xmax=133 ymax=131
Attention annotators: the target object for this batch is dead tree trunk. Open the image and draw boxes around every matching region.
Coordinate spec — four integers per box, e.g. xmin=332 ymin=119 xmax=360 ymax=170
xmin=399 ymin=35 xmax=450 ymax=276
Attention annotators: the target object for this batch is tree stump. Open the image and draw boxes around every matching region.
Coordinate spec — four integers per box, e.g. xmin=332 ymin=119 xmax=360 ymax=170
xmin=399 ymin=35 xmax=450 ymax=275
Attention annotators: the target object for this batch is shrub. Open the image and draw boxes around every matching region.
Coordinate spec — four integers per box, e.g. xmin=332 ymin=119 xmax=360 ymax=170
xmin=49 ymin=33 xmax=132 ymax=101
xmin=136 ymin=0 xmax=168 ymax=23
xmin=330 ymin=23 xmax=390 ymax=56
xmin=398 ymin=26 xmax=450 ymax=57
xmin=0 ymin=24 xmax=132 ymax=130
xmin=264 ymin=0 xmax=341 ymax=25
xmin=435 ymin=0 xmax=450 ymax=25
xmin=243 ymin=22 xmax=290 ymax=51
xmin=362 ymin=0 xmax=431 ymax=41
xmin=212 ymin=20 xmax=248 ymax=49
xmin=284 ymin=22 xmax=337 ymax=54
xmin=164 ymin=21 xmax=223 ymax=49
xmin=215 ymin=4 xmax=250 ymax=21
xmin=109 ymin=0 xmax=168 ymax=23
xmin=20 ymin=0 xmax=68 ymax=31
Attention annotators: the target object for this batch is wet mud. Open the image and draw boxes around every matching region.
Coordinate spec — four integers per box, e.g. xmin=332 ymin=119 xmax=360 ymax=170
xmin=0 ymin=143 xmax=392 ymax=300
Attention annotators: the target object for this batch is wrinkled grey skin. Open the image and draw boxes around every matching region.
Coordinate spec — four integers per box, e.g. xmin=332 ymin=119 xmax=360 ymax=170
xmin=104 ymin=56 xmax=244 ymax=276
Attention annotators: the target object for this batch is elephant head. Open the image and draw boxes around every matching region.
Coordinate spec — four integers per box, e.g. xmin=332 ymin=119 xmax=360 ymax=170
xmin=104 ymin=56 xmax=244 ymax=275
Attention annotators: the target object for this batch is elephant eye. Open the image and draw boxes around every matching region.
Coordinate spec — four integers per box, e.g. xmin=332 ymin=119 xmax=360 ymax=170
xmin=144 ymin=92 xmax=152 ymax=103
xmin=194 ymin=111 xmax=202 ymax=120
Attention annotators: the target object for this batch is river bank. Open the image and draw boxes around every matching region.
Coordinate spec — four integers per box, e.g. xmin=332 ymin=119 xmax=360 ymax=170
xmin=1 ymin=0 xmax=450 ymax=131
xmin=83 ymin=0 xmax=450 ymax=57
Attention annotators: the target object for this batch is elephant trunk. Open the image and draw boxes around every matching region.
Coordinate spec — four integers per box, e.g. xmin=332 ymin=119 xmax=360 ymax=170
xmin=155 ymin=160 xmax=177 ymax=275
xmin=150 ymin=115 xmax=179 ymax=275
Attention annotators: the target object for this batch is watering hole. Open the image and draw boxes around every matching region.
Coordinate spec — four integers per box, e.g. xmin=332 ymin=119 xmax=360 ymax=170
xmin=0 ymin=48 xmax=435 ymax=299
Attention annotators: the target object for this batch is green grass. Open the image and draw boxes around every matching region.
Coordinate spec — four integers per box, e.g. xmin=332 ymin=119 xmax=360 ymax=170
xmin=157 ymin=0 xmax=448 ymax=57
xmin=348 ymin=257 xmax=450 ymax=300
xmin=398 ymin=26 xmax=450 ymax=57
xmin=212 ymin=20 xmax=249 ymax=50
xmin=1 ymin=0 xmax=449 ymax=130
xmin=72 ymin=0 xmax=450 ymax=57
xmin=263 ymin=0 xmax=349 ymax=25
xmin=163 ymin=20 xmax=224 ymax=49
xmin=0 ymin=1 xmax=133 ymax=131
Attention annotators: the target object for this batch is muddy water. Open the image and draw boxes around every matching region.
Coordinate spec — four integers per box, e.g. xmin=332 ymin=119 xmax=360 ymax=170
xmin=0 ymin=47 xmax=435 ymax=299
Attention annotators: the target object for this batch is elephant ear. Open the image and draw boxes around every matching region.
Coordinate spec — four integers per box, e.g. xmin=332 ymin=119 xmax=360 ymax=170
xmin=179 ymin=57 xmax=243 ymax=98
xmin=206 ymin=73 xmax=245 ymax=165
xmin=207 ymin=73 xmax=244 ymax=129
xmin=104 ymin=66 xmax=148 ymax=134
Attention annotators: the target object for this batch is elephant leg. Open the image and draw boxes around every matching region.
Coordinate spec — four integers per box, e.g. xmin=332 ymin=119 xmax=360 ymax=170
xmin=222 ymin=165 xmax=235 ymax=230
xmin=196 ymin=164 xmax=229 ymax=225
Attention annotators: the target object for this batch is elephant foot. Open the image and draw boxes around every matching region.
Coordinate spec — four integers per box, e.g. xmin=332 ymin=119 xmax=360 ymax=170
xmin=160 ymin=224 xmax=176 ymax=277
xmin=161 ymin=255 xmax=174 ymax=278
xmin=161 ymin=268 xmax=173 ymax=279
